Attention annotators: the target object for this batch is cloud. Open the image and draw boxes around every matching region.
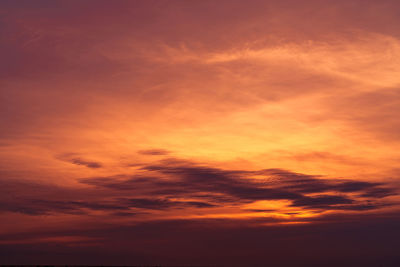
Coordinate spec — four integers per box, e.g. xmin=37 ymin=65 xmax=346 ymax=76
xmin=0 ymin=174 xmax=218 ymax=216
xmin=322 ymin=88 xmax=400 ymax=142
xmin=79 ymin=160 xmax=398 ymax=213
xmin=2 ymin=158 xmax=395 ymax=217
xmin=123 ymin=198 xmax=216 ymax=210
xmin=55 ymin=154 xmax=103 ymax=168
xmin=79 ymin=175 xmax=164 ymax=191
xmin=0 ymin=199 xmax=130 ymax=216
xmin=0 ymin=194 xmax=217 ymax=216
xmin=360 ymin=188 xmax=397 ymax=198
xmin=69 ymin=158 xmax=102 ymax=169
xmin=261 ymin=168 xmax=395 ymax=195
xmin=137 ymin=149 xmax=170 ymax=156
xmin=287 ymin=151 xmax=366 ymax=165
xmin=291 ymin=195 xmax=353 ymax=208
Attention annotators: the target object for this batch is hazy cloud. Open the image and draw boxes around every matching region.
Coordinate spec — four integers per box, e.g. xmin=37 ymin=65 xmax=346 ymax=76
xmin=137 ymin=149 xmax=170 ymax=156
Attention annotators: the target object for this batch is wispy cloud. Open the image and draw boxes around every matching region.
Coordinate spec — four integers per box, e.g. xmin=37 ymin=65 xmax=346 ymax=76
xmin=56 ymin=154 xmax=103 ymax=169
xmin=137 ymin=149 xmax=170 ymax=156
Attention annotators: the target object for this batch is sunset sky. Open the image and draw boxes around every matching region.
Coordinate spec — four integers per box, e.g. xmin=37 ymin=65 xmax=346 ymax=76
xmin=1 ymin=1 xmax=400 ymax=266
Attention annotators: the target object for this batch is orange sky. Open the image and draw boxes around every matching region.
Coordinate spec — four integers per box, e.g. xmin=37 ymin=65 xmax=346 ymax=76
xmin=1 ymin=0 xmax=400 ymax=265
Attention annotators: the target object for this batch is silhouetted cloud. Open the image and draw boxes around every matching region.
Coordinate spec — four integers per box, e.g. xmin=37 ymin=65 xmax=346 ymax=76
xmin=69 ymin=158 xmax=102 ymax=168
xmin=126 ymin=198 xmax=216 ymax=210
xmin=0 ymin=199 xmax=131 ymax=216
xmin=0 ymin=158 xmax=397 ymax=217
xmin=0 ymin=196 xmax=218 ymax=216
xmin=56 ymin=154 xmax=103 ymax=168
xmin=79 ymin=161 xmax=398 ymax=212
xmin=291 ymin=195 xmax=353 ymax=208
xmin=261 ymin=168 xmax=395 ymax=196
xmin=360 ymin=187 xmax=397 ymax=198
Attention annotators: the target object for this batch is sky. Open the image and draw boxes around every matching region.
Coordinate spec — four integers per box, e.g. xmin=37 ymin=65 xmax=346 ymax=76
xmin=1 ymin=0 xmax=400 ymax=266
